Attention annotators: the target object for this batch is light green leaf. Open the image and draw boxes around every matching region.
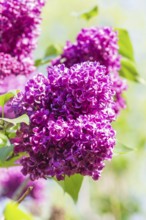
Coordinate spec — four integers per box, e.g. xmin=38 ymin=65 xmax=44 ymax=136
xmin=0 ymin=152 xmax=27 ymax=168
xmin=114 ymin=142 xmax=134 ymax=155
xmin=72 ymin=6 xmax=99 ymax=21
xmin=0 ymin=90 xmax=20 ymax=107
xmin=56 ymin=174 xmax=83 ymax=202
xmin=119 ymin=57 xmax=146 ymax=83
xmin=116 ymin=28 xmax=134 ymax=61
xmin=35 ymin=44 xmax=62 ymax=67
xmin=44 ymin=44 xmax=61 ymax=57
xmin=0 ymin=114 xmax=30 ymax=126
xmin=0 ymin=133 xmax=9 ymax=147
xmin=0 ymin=145 xmax=14 ymax=162
xmin=117 ymin=28 xmax=146 ymax=84
xmin=80 ymin=6 xmax=99 ymax=21
xmin=6 ymin=124 xmax=20 ymax=139
xmin=4 ymin=202 xmax=33 ymax=220
xmin=34 ymin=59 xmax=42 ymax=67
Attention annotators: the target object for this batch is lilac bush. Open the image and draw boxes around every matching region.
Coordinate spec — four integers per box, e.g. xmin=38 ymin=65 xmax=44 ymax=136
xmin=0 ymin=0 xmax=141 ymax=218
xmin=0 ymin=0 xmax=129 ymax=186
xmin=12 ymin=62 xmax=116 ymax=180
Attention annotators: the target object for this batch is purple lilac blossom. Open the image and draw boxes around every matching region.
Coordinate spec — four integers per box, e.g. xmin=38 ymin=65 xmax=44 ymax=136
xmin=0 ymin=167 xmax=45 ymax=202
xmin=52 ymin=27 xmax=127 ymax=115
xmin=11 ymin=62 xmax=116 ymax=181
xmin=0 ymin=0 xmax=45 ymax=91
xmin=0 ymin=0 xmax=45 ymax=57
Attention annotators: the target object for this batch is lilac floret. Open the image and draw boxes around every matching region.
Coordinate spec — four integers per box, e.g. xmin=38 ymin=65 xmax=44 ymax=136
xmin=11 ymin=62 xmax=116 ymax=181
xmin=12 ymin=74 xmax=51 ymax=116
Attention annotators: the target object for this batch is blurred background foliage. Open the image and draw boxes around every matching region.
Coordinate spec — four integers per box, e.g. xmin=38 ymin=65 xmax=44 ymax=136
xmin=2 ymin=0 xmax=146 ymax=219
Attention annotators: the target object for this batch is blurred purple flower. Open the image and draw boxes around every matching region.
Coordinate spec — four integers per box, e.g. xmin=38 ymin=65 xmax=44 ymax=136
xmin=0 ymin=53 xmax=35 ymax=80
xmin=0 ymin=167 xmax=45 ymax=202
xmin=0 ymin=0 xmax=45 ymax=57
xmin=11 ymin=62 xmax=116 ymax=181
xmin=52 ymin=27 xmax=127 ymax=115
xmin=0 ymin=0 xmax=45 ymax=92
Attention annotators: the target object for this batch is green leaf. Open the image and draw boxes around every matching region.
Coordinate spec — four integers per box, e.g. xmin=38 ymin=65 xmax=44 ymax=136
xmin=0 ymin=114 xmax=30 ymax=126
xmin=34 ymin=59 xmax=42 ymax=67
xmin=44 ymin=44 xmax=61 ymax=57
xmin=56 ymin=174 xmax=83 ymax=202
xmin=0 ymin=152 xmax=27 ymax=168
xmin=0 ymin=90 xmax=19 ymax=107
xmin=0 ymin=133 xmax=9 ymax=147
xmin=117 ymin=28 xmax=146 ymax=84
xmin=35 ymin=44 xmax=62 ymax=67
xmin=119 ymin=57 xmax=146 ymax=83
xmin=72 ymin=6 xmax=99 ymax=21
xmin=114 ymin=142 xmax=134 ymax=155
xmin=80 ymin=6 xmax=99 ymax=21
xmin=0 ymin=145 xmax=14 ymax=162
xmin=6 ymin=124 xmax=20 ymax=139
xmin=116 ymin=28 xmax=134 ymax=61
xmin=4 ymin=202 xmax=33 ymax=220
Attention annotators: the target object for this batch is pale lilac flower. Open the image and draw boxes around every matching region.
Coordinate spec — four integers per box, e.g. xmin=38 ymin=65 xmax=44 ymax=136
xmin=0 ymin=53 xmax=35 ymax=80
xmin=0 ymin=167 xmax=45 ymax=202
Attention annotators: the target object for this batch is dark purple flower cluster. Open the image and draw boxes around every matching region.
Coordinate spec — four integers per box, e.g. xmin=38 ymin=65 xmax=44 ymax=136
xmin=12 ymin=62 xmax=116 ymax=181
xmin=0 ymin=167 xmax=45 ymax=202
xmin=52 ymin=27 xmax=127 ymax=115
xmin=0 ymin=0 xmax=45 ymax=89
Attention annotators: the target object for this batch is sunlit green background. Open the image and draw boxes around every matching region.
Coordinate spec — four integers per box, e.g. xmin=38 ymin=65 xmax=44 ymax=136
xmin=33 ymin=0 xmax=146 ymax=219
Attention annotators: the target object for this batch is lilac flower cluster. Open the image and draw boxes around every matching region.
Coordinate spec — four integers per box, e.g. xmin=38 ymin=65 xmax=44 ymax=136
xmin=0 ymin=0 xmax=45 ymax=90
xmin=52 ymin=27 xmax=127 ymax=115
xmin=0 ymin=0 xmax=45 ymax=57
xmin=12 ymin=62 xmax=116 ymax=181
xmin=0 ymin=167 xmax=45 ymax=202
